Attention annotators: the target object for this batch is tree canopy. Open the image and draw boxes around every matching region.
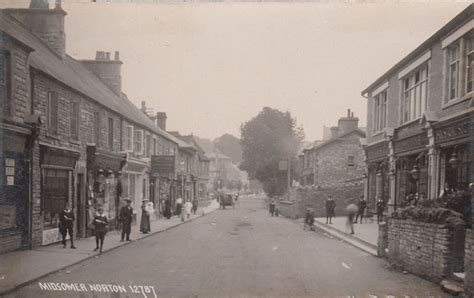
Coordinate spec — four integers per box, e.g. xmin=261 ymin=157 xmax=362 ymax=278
xmin=240 ymin=107 xmax=304 ymax=197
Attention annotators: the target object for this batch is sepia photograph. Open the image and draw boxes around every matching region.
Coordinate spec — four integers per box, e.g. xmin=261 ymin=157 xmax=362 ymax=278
xmin=0 ymin=0 xmax=473 ymax=297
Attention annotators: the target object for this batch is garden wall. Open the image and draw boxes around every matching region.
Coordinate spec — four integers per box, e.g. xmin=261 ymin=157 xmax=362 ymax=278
xmin=386 ymin=219 xmax=465 ymax=283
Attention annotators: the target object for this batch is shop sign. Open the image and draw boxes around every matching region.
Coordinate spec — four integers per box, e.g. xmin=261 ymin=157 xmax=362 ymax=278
xmin=366 ymin=142 xmax=389 ymax=161
xmin=151 ymin=155 xmax=175 ymax=177
xmin=394 ymin=133 xmax=428 ymax=154
xmin=434 ymin=117 xmax=470 ymax=143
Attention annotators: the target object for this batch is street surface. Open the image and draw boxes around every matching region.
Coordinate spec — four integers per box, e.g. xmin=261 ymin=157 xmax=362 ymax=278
xmin=8 ymin=197 xmax=446 ymax=298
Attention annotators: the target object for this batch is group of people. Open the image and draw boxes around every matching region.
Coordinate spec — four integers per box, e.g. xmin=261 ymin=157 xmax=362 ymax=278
xmin=58 ymin=196 xmax=200 ymax=254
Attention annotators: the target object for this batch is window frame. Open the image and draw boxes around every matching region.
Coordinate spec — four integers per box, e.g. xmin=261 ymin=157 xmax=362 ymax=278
xmin=134 ymin=129 xmax=144 ymax=155
xmin=125 ymin=125 xmax=134 ymax=152
xmin=372 ymin=90 xmax=387 ymax=133
xmin=400 ymin=65 xmax=428 ymax=124
xmin=1 ymin=50 xmax=12 ymax=118
xmin=47 ymin=91 xmax=59 ymax=135
xmin=108 ymin=117 xmax=114 ymax=150
xmin=465 ymin=33 xmax=474 ymax=93
xmin=70 ymin=100 xmax=80 ymax=141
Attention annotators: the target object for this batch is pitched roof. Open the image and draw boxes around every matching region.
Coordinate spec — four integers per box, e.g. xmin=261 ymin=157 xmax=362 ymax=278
xmin=305 ymin=129 xmax=366 ymax=153
xmin=0 ymin=10 xmax=178 ymax=145
xmin=361 ymin=4 xmax=474 ymax=95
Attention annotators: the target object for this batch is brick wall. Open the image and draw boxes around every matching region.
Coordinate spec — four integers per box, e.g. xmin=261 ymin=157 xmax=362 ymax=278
xmin=291 ymin=185 xmax=364 ymax=218
xmin=465 ymin=229 xmax=474 ymax=297
xmin=386 ymin=219 xmax=465 ymax=283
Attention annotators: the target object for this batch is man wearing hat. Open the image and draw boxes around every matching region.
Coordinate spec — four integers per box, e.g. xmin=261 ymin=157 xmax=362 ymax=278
xmin=119 ymin=199 xmax=133 ymax=241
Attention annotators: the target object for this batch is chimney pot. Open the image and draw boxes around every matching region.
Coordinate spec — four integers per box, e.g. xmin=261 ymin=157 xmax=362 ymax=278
xmin=55 ymin=0 xmax=62 ymax=9
xmin=95 ymin=51 xmax=100 ymax=60
xmin=347 ymin=109 xmax=350 ymax=117
xmin=105 ymin=52 xmax=110 ymax=60
xmin=115 ymin=51 xmax=120 ymax=61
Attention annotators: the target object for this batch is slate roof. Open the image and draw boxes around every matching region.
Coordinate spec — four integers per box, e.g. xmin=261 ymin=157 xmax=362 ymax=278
xmin=0 ymin=10 xmax=179 ymax=145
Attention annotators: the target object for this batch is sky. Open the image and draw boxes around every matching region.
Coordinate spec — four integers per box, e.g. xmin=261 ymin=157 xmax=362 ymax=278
xmin=2 ymin=0 xmax=471 ymax=141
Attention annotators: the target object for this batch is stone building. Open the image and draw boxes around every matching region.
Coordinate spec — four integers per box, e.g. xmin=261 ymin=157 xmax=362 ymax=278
xmin=361 ymin=4 xmax=473 ymax=214
xmin=0 ymin=0 xmax=181 ymax=253
xmin=300 ymin=109 xmax=366 ymax=188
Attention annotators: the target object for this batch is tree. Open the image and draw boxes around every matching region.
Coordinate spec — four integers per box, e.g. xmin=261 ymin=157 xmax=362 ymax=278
xmin=240 ymin=107 xmax=304 ymax=197
xmin=213 ymin=134 xmax=242 ymax=165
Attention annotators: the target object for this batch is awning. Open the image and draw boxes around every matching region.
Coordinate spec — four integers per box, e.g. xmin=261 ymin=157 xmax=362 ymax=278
xmin=40 ymin=144 xmax=80 ymax=169
xmin=86 ymin=145 xmax=126 ymax=172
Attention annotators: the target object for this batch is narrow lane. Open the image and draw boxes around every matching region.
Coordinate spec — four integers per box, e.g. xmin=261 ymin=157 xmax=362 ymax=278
xmin=9 ymin=197 xmax=446 ymax=297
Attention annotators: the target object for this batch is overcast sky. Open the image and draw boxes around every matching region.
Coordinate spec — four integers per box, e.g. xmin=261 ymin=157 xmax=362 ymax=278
xmin=3 ymin=0 xmax=471 ymax=140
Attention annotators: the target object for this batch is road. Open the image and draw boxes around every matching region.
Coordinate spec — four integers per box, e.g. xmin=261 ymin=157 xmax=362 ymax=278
xmin=8 ymin=197 xmax=446 ymax=297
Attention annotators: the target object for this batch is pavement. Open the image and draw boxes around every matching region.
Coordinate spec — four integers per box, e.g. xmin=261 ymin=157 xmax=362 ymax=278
xmin=312 ymin=216 xmax=379 ymax=256
xmin=5 ymin=197 xmax=446 ymax=297
xmin=0 ymin=200 xmax=220 ymax=296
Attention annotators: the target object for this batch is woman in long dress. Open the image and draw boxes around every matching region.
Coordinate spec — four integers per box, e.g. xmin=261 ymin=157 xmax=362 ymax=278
xmin=140 ymin=199 xmax=151 ymax=233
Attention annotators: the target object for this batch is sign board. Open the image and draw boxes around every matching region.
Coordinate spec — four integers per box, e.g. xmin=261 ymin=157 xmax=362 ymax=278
xmin=151 ymin=155 xmax=175 ymax=177
xmin=279 ymin=160 xmax=288 ymax=171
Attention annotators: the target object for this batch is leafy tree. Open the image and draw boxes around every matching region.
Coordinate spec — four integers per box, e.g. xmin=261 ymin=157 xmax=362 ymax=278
xmin=240 ymin=107 xmax=304 ymax=197
xmin=213 ymin=134 xmax=242 ymax=165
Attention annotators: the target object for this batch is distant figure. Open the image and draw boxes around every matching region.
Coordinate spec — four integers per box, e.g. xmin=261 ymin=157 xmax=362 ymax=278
xmin=140 ymin=199 xmax=151 ymax=233
xmin=119 ymin=199 xmax=133 ymax=242
xmin=325 ymin=196 xmax=336 ymax=224
xmin=164 ymin=199 xmax=172 ymax=219
xmin=92 ymin=206 xmax=108 ymax=253
xmin=376 ymin=199 xmax=385 ymax=223
xmin=176 ymin=197 xmax=183 ymax=216
xmin=269 ymin=200 xmax=276 ymax=216
xmin=59 ymin=203 xmax=76 ymax=249
xmin=346 ymin=201 xmax=358 ymax=234
xmin=304 ymin=208 xmax=315 ymax=231
xmin=192 ymin=198 xmax=199 ymax=215
xmin=184 ymin=200 xmax=193 ymax=220
xmin=354 ymin=195 xmax=367 ymax=224
xmin=275 ymin=207 xmax=280 ymax=217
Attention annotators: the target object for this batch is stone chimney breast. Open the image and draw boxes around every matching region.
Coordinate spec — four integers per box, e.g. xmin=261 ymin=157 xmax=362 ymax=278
xmin=156 ymin=112 xmax=167 ymax=131
xmin=81 ymin=50 xmax=123 ymax=95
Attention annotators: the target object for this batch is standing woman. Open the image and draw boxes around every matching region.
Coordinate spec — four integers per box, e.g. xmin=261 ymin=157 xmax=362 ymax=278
xmin=92 ymin=206 xmax=108 ymax=253
xmin=140 ymin=199 xmax=151 ymax=233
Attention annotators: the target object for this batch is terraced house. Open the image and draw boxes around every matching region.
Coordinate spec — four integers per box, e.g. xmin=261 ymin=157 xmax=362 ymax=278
xmin=361 ymin=4 xmax=473 ymax=215
xmin=0 ymin=0 xmax=185 ymax=253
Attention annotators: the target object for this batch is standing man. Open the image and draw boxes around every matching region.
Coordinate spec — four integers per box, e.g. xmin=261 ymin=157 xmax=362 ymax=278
xmin=346 ymin=201 xmax=358 ymax=235
xmin=354 ymin=195 xmax=367 ymax=224
xmin=119 ymin=199 xmax=133 ymax=242
xmin=269 ymin=200 xmax=276 ymax=216
xmin=192 ymin=198 xmax=199 ymax=215
xmin=325 ymin=196 xmax=336 ymax=224
xmin=59 ymin=203 xmax=76 ymax=249
xmin=376 ymin=199 xmax=385 ymax=223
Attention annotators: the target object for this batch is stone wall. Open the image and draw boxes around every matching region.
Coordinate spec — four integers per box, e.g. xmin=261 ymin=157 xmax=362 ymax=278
xmin=465 ymin=229 xmax=474 ymax=297
xmin=293 ymin=185 xmax=364 ymax=218
xmin=386 ymin=219 xmax=465 ymax=283
xmin=377 ymin=222 xmax=388 ymax=258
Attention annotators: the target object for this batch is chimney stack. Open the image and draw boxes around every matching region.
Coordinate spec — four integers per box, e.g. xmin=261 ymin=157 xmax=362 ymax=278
xmin=330 ymin=126 xmax=340 ymax=139
xmin=114 ymin=51 xmax=120 ymax=61
xmin=338 ymin=108 xmax=359 ymax=135
xmin=141 ymin=101 xmax=147 ymax=113
xmin=156 ymin=112 xmax=167 ymax=131
xmin=9 ymin=0 xmax=67 ymax=57
xmin=81 ymin=50 xmax=123 ymax=95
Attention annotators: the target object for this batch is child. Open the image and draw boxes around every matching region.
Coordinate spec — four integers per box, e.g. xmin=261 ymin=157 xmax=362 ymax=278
xmin=92 ymin=206 xmax=108 ymax=253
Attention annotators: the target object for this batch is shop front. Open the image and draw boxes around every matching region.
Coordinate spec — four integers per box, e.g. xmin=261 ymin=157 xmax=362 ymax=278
xmin=86 ymin=145 xmax=126 ymax=237
xmin=40 ymin=144 xmax=80 ymax=245
xmin=393 ymin=130 xmax=429 ymax=207
xmin=0 ymin=122 xmax=34 ymax=253
xmin=365 ymin=141 xmax=389 ymax=212
xmin=151 ymin=155 xmax=175 ymax=216
xmin=123 ymin=157 xmax=149 ymax=224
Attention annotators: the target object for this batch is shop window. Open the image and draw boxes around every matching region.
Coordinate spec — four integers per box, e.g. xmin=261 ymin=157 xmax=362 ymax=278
xmin=43 ymin=169 xmax=69 ymax=229
xmin=402 ymin=66 xmax=427 ymax=123
xmin=0 ymin=50 xmax=12 ymax=118
xmin=108 ymin=117 xmax=114 ymax=150
xmin=47 ymin=91 xmax=59 ymax=135
xmin=70 ymin=101 xmax=79 ymax=140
